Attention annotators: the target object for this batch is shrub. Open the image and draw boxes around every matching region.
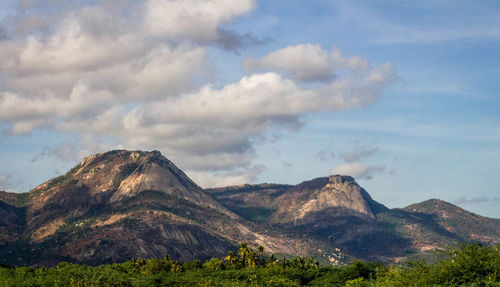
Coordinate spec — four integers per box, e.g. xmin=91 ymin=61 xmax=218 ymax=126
xmin=203 ymin=257 xmax=225 ymax=271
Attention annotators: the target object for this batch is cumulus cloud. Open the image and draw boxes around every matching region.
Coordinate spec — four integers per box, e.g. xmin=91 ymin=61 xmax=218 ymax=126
xmin=55 ymin=70 xmax=392 ymax=174
xmin=144 ymin=0 xmax=256 ymax=42
xmin=187 ymin=164 xmax=265 ymax=188
xmin=0 ymin=1 xmax=395 ymax=187
xmin=331 ymin=163 xmax=385 ymax=180
xmin=243 ymin=43 xmax=370 ymax=82
xmin=214 ymin=28 xmax=271 ymax=51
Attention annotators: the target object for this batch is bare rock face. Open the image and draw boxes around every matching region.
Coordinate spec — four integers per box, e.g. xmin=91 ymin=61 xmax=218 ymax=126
xmin=297 ymin=175 xmax=377 ymax=220
xmin=108 ymin=151 xmax=235 ymax=218
xmin=270 ymin=175 xmax=387 ymax=225
xmin=0 ymin=150 xmax=300 ymax=266
xmin=210 ymin=177 xmax=500 ymax=263
xmin=1 ymin=150 xmax=499 ymax=266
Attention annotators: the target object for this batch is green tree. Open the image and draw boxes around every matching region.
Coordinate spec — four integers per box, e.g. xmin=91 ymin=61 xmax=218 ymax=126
xmin=431 ymin=242 xmax=500 ymax=285
xmin=224 ymin=251 xmax=238 ymax=268
xmin=238 ymin=242 xmax=258 ymax=268
xmin=203 ymin=257 xmax=225 ymax=271
xmin=258 ymin=245 xmax=265 ymax=266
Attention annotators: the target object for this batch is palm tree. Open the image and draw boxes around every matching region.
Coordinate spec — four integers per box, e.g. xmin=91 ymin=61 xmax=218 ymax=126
xmin=267 ymin=254 xmax=278 ymax=266
xmin=258 ymin=246 xmax=265 ymax=266
xmin=224 ymin=251 xmax=238 ymax=268
xmin=237 ymin=243 xmax=257 ymax=268
xmin=238 ymin=243 xmax=249 ymax=265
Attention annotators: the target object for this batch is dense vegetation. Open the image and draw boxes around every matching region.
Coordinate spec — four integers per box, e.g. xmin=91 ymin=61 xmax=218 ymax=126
xmin=0 ymin=243 xmax=498 ymax=286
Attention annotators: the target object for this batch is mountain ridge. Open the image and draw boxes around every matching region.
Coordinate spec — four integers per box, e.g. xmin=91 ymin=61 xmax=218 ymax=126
xmin=0 ymin=150 xmax=307 ymax=266
xmin=0 ymin=149 xmax=498 ymax=267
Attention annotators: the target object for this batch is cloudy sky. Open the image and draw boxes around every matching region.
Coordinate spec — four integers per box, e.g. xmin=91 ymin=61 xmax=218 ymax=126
xmin=0 ymin=0 xmax=499 ymax=217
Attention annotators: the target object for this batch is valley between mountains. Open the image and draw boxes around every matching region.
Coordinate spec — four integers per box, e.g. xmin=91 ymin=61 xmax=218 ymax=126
xmin=0 ymin=150 xmax=498 ymax=267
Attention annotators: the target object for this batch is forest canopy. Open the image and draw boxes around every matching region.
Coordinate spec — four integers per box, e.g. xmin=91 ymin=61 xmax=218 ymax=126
xmin=0 ymin=242 xmax=498 ymax=286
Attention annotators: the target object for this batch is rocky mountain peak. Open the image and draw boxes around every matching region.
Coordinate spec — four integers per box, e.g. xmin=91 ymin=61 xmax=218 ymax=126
xmin=28 ymin=150 xmax=237 ymax=222
xmin=306 ymin=174 xmax=377 ymax=219
xmin=270 ymin=175 xmax=387 ymax=225
xmin=142 ymin=150 xmax=168 ymax=164
xmin=327 ymin=175 xmax=355 ymax=185
xmin=1 ymin=150 xmax=498 ymax=266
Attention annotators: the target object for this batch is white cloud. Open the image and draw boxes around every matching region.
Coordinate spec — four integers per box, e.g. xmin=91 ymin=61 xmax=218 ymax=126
xmin=64 ymin=69 xmax=393 ymax=172
xmin=144 ymin=0 xmax=256 ymax=41
xmin=0 ymin=83 xmax=113 ymax=120
xmin=140 ymin=73 xmax=316 ymax=127
xmin=316 ymin=62 xmax=395 ymax=110
xmin=0 ymin=1 xmax=395 ymax=186
xmin=331 ymin=163 xmax=385 ymax=180
xmin=243 ymin=43 xmax=370 ymax=82
xmin=187 ymin=165 xmax=265 ymax=188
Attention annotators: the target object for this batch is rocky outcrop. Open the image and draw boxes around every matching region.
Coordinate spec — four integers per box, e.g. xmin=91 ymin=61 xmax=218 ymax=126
xmin=270 ymin=175 xmax=387 ymax=225
xmin=210 ymin=176 xmax=500 ymax=263
xmin=297 ymin=175 xmax=378 ymax=219
xmin=0 ymin=150 xmax=299 ymax=266
xmin=1 ymin=150 xmax=499 ymax=266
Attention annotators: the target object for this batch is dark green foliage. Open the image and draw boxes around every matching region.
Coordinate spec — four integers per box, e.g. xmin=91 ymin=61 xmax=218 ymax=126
xmin=13 ymin=192 xmax=30 ymax=207
xmin=376 ymin=242 xmax=500 ymax=286
xmin=183 ymin=259 xmax=202 ymax=270
xmin=431 ymin=242 xmax=500 ymax=285
xmin=203 ymin=257 xmax=225 ymax=271
xmin=0 ymin=243 xmax=498 ymax=286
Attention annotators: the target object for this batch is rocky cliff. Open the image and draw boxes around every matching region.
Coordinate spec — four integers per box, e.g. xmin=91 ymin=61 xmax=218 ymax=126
xmin=0 ymin=150 xmax=301 ymax=266
xmin=1 ymin=150 xmax=499 ymax=266
xmin=210 ymin=176 xmax=500 ymax=263
xmin=269 ymin=175 xmax=387 ymax=225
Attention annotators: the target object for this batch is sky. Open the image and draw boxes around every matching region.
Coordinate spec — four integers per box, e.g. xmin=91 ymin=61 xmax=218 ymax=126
xmin=0 ymin=0 xmax=499 ymax=218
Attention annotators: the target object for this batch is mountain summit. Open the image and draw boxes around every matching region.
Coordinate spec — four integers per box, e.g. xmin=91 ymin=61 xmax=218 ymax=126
xmin=0 ymin=150 xmax=298 ymax=266
xmin=1 ymin=150 xmax=499 ymax=266
xmin=270 ymin=175 xmax=387 ymax=225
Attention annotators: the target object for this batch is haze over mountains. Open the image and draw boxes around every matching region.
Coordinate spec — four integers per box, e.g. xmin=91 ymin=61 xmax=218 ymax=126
xmin=0 ymin=150 xmax=498 ymax=267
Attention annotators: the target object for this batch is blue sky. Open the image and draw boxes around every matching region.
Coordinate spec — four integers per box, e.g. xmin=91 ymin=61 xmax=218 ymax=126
xmin=0 ymin=1 xmax=499 ymax=218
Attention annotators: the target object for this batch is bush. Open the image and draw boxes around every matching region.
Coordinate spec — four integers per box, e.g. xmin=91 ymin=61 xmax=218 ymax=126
xmin=431 ymin=242 xmax=500 ymax=285
xmin=203 ymin=257 xmax=225 ymax=271
xmin=375 ymin=243 xmax=500 ymax=286
xmin=0 ymin=243 xmax=498 ymax=286
xmin=183 ymin=259 xmax=202 ymax=270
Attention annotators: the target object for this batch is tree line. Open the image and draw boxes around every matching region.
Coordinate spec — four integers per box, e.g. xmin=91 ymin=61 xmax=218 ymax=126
xmin=0 ymin=242 xmax=498 ymax=286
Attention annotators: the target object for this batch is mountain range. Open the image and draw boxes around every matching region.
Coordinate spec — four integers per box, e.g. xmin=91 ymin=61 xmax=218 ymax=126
xmin=0 ymin=150 xmax=498 ymax=267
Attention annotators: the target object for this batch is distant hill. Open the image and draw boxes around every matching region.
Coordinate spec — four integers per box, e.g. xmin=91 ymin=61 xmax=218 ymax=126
xmin=210 ymin=177 xmax=500 ymax=262
xmin=209 ymin=176 xmax=410 ymax=262
xmin=0 ymin=150 xmax=498 ymax=266
xmin=403 ymin=199 xmax=500 ymax=244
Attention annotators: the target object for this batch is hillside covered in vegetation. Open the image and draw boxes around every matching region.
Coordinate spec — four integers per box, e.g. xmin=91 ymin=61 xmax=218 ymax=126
xmin=1 ymin=243 xmax=498 ymax=286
